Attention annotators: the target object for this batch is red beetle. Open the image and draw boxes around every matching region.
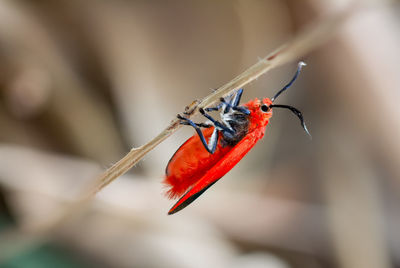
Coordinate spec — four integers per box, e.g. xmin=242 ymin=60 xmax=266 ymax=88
xmin=164 ymin=62 xmax=310 ymax=215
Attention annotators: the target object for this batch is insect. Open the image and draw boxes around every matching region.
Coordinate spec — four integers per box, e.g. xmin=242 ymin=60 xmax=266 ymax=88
xmin=164 ymin=62 xmax=310 ymax=215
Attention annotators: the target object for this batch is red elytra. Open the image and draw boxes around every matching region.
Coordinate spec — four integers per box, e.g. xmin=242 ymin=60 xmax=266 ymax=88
xmin=164 ymin=62 xmax=309 ymax=215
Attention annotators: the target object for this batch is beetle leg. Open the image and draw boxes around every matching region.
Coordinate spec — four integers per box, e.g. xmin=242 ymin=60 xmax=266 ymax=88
xmin=204 ymin=89 xmax=244 ymax=114
xmin=222 ymin=95 xmax=233 ymax=114
xmin=204 ymin=102 xmax=223 ymax=112
xmin=207 ymin=128 xmax=219 ymax=153
xmin=206 ymin=97 xmax=231 ymax=113
xmin=180 ymin=121 xmax=213 ymax=128
xmin=177 ymin=114 xmax=212 ymax=128
xmin=205 ymin=93 xmax=234 ymax=113
xmin=219 ymin=98 xmax=250 ymax=115
xmin=177 ymin=115 xmax=219 ymax=154
xmin=231 ymin=88 xmax=243 ymax=107
xmin=222 ymin=89 xmax=244 ymax=114
xmin=199 ymin=108 xmax=234 ymax=134
xmin=195 ymin=123 xmax=213 ymax=128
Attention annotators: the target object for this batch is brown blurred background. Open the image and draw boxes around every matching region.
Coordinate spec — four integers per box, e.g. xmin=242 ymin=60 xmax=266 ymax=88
xmin=0 ymin=0 xmax=400 ymax=267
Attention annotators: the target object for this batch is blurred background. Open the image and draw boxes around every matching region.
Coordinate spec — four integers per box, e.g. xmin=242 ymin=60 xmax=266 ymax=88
xmin=0 ymin=0 xmax=399 ymax=267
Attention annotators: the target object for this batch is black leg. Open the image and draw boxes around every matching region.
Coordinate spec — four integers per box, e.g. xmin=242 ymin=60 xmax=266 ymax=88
xmin=177 ymin=115 xmax=219 ymax=154
xmin=208 ymin=128 xmax=219 ymax=153
xmin=204 ymin=89 xmax=245 ymax=114
xmin=231 ymin=88 xmax=243 ymax=107
xmin=199 ymin=108 xmax=234 ymax=134
xmin=223 ymin=89 xmax=246 ymax=114
xmin=222 ymin=95 xmax=233 ymax=114
xmin=222 ymin=91 xmax=237 ymax=113
xmin=204 ymin=102 xmax=223 ymax=112
xmin=180 ymin=121 xmax=212 ymax=128
xmin=206 ymin=92 xmax=235 ymax=113
xmin=219 ymin=98 xmax=250 ymax=115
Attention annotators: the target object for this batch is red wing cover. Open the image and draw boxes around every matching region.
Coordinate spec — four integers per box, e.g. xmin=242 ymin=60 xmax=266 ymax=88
xmin=168 ymin=130 xmax=262 ymax=215
xmin=164 ymin=127 xmax=231 ymax=198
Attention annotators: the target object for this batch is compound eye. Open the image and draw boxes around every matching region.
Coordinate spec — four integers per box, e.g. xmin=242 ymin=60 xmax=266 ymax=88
xmin=260 ymin=104 xmax=270 ymax=113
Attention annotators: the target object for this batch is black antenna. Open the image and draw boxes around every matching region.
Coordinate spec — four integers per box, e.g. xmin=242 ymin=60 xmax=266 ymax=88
xmin=270 ymin=104 xmax=311 ymax=139
xmin=271 ymin=61 xmax=306 ymax=102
